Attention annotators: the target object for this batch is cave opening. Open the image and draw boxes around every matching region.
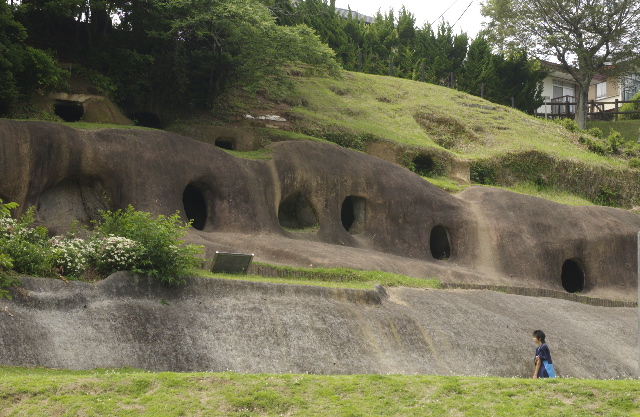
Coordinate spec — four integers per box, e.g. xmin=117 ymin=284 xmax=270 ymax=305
xmin=183 ymin=184 xmax=208 ymax=231
xmin=430 ymin=225 xmax=451 ymax=260
xmin=341 ymin=196 xmax=366 ymax=234
xmin=129 ymin=112 xmax=162 ymax=128
xmin=412 ymin=154 xmax=435 ymax=177
xmin=278 ymin=193 xmax=318 ymax=230
xmin=561 ymin=259 xmax=585 ymax=293
xmin=215 ymin=137 xmax=235 ymax=150
xmin=54 ymin=100 xmax=84 ymax=122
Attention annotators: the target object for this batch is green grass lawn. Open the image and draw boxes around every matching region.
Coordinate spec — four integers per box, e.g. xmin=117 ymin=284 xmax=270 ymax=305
xmin=1 ymin=367 xmax=638 ymax=416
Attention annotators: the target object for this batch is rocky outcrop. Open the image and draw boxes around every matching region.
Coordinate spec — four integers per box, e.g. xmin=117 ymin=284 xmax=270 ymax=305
xmin=1 ymin=120 xmax=638 ymax=299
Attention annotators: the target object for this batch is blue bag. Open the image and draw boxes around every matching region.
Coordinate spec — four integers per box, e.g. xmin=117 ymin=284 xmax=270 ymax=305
xmin=542 ymin=360 xmax=555 ymax=378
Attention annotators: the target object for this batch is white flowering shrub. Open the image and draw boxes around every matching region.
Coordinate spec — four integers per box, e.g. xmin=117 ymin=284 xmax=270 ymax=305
xmin=1 ymin=200 xmax=203 ymax=285
xmin=0 ymin=206 xmax=51 ymax=276
xmin=92 ymin=235 xmax=143 ymax=276
xmin=49 ymin=237 xmax=94 ymax=278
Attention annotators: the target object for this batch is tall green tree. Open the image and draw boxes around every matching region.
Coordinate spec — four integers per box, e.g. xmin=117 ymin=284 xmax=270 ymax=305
xmin=482 ymin=0 xmax=640 ymax=128
xmin=0 ymin=1 xmax=66 ymax=115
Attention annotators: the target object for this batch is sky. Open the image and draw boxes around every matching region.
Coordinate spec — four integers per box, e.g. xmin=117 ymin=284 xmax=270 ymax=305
xmin=335 ymin=0 xmax=486 ymax=38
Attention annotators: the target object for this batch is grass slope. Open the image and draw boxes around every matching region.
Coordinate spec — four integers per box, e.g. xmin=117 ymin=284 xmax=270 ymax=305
xmin=1 ymin=367 xmax=638 ymax=416
xmin=287 ymin=72 xmax=617 ymax=164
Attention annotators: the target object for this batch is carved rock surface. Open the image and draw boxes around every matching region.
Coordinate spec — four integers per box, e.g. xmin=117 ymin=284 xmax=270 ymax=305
xmin=1 ymin=120 xmax=638 ymax=299
xmin=0 ymin=273 xmax=635 ymax=378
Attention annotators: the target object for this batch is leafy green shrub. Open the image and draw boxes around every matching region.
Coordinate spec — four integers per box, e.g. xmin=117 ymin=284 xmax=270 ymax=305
xmin=556 ymin=118 xmax=580 ymax=132
xmin=607 ymin=130 xmax=624 ymax=154
xmin=629 ymin=158 xmax=640 ymax=169
xmin=470 ymin=163 xmax=498 ymax=185
xmin=586 ymin=127 xmax=604 ymax=139
xmin=578 ymin=135 xmax=607 ymax=155
xmin=619 ymin=91 xmax=640 ymax=120
xmin=0 ymin=208 xmax=52 ymax=276
xmin=92 ymin=206 xmax=203 ymax=285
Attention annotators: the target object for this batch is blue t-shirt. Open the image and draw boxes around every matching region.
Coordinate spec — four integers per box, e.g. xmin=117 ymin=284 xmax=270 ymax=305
xmin=535 ymin=343 xmax=553 ymax=378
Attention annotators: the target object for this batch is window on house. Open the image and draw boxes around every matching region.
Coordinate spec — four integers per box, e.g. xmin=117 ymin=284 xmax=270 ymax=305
xmin=596 ymin=82 xmax=606 ymax=99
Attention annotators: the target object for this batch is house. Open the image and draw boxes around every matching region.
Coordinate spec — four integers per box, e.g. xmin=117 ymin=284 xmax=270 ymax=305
xmin=588 ymin=72 xmax=640 ymax=111
xmin=536 ymin=60 xmax=640 ymax=118
xmin=536 ymin=61 xmax=597 ymax=117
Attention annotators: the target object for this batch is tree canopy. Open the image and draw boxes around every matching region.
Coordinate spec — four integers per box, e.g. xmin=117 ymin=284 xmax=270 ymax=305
xmin=482 ymin=0 xmax=640 ymax=128
xmin=1 ymin=0 xmax=548 ymax=119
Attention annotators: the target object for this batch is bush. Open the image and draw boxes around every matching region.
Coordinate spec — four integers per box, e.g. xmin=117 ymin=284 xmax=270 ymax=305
xmin=1 ymin=199 xmax=203 ymax=285
xmin=0 ymin=207 xmax=52 ymax=276
xmin=579 ymin=135 xmax=608 ymax=155
xmin=586 ymin=127 xmax=604 ymax=139
xmin=607 ymin=130 xmax=624 ymax=154
xmin=619 ymin=92 xmax=640 ymax=120
xmin=49 ymin=236 xmax=93 ymax=278
xmin=629 ymin=158 xmax=640 ymax=169
xmin=556 ymin=118 xmax=580 ymax=132
xmin=92 ymin=206 xmax=203 ymax=285
xmin=91 ymin=235 xmax=144 ymax=276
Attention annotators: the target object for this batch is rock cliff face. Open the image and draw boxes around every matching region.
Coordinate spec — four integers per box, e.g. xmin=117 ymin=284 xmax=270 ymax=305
xmin=0 ymin=273 xmax=636 ymax=378
xmin=1 ymin=120 xmax=638 ymax=299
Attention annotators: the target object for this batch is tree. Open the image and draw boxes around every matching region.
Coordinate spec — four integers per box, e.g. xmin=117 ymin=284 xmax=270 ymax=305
xmin=0 ymin=2 xmax=66 ymax=115
xmin=482 ymin=0 xmax=640 ymax=129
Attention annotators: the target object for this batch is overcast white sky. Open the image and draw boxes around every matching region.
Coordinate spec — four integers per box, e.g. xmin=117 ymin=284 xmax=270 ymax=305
xmin=335 ymin=0 xmax=486 ymax=38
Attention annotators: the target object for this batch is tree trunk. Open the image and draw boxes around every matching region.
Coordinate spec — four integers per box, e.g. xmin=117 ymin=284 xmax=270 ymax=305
xmin=575 ymin=77 xmax=591 ymax=130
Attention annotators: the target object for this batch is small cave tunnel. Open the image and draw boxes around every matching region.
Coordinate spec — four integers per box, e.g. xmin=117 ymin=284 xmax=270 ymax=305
xmin=129 ymin=112 xmax=162 ymax=128
xmin=430 ymin=225 xmax=451 ymax=260
xmin=561 ymin=259 xmax=585 ymax=293
xmin=182 ymin=184 xmax=208 ymax=231
xmin=215 ymin=137 xmax=235 ymax=150
xmin=54 ymin=100 xmax=84 ymax=122
xmin=341 ymin=196 xmax=366 ymax=234
xmin=412 ymin=154 xmax=435 ymax=177
xmin=278 ymin=193 xmax=318 ymax=230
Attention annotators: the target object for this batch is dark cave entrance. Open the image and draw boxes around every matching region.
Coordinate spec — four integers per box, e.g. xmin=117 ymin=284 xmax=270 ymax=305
xmin=54 ymin=100 xmax=84 ymax=122
xmin=561 ymin=259 xmax=585 ymax=293
xmin=341 ymin=196 xmax=366 ymax=234
xmin=278 ymin=193 xmax=318 ymax=230
xmin=430 ymin=225 xmax=451 ymax=260
xmin=182 ymin=184 xmax=208 ymax=231
xmin=129 ymin=112 xmax=162 ymax=128
xmin=215 ymin=137 xmax=235 ymax=150
xmin=412 ymin=154 xmax=435 ymax=177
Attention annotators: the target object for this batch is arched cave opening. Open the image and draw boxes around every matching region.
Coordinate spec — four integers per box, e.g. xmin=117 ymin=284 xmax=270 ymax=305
xmin=412 ymin=154 xmax=435 ymax=177
xmin=341 ymin=196 xmax=366 ymax=234
xmin=182 ymin=184 xmax=208 ymax=231
xmin=278 ymin=193 xmax=318 ymax=230
xmin=54 ymin=100 xmax=84 ymax=122
xmin=561 ymin=259 xmax=585 ymax=293
xmin=129 ymin=112 xmax=162 ymax=128
xmin=215 ymin=137 xmax=235 ymax=150
xmin=430 ymin=225 xmax=451 ymax=260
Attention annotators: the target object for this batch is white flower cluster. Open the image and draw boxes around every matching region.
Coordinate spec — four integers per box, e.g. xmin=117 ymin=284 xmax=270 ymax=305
xmin=49 ymin=237 xmax=93 ymax=277
xmin=0 ymin=217 xmax=18 ymax=239
xmin=94 ymin=235 xmax=141 ymax=273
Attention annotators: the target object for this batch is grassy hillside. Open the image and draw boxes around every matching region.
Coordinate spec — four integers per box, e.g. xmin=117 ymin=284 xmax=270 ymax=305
xmin=285 ymin=72 xmax=611 ymax=162
xmin=1 ymin=366 xmax=638 ymax=416
xmin=237 ymin=71 xmax=640 ymax=209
